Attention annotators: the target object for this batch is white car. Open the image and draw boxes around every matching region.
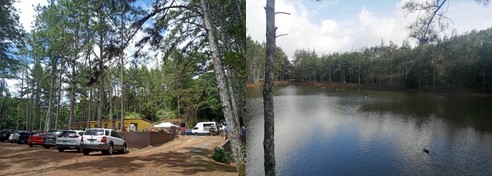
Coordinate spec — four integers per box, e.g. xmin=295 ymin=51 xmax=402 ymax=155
xmin=56 ymin=130 xmax=85 ymax=152
xmin=8 ymin=132 xmax=19 ymax=143
xmin=191 ymin=122 xmax=218 ymax=135
xmin=80 ymin=128 xmax=128 ymax=155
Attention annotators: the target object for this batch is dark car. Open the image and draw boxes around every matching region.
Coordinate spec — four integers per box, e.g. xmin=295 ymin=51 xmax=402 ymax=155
xmin=18 ymin=131 xmax=31 ymax=144
xmin=43 ymin=130 xmax=63 ymax=149
xmin=184 ymin=129 xmax=193 ymax=135
xmin=0 ymin=129 xmax=14 ymax=142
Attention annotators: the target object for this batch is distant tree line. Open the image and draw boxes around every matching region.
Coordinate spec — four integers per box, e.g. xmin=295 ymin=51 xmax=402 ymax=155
xmin=247 ymin=28 xmax=492 ymax=93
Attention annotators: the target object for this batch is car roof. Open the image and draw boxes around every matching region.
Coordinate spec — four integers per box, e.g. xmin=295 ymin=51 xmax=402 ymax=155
xmin=63 ymin=130 xmax=85 ymax=132
xmin=85 ymin=128 xmax=113 ymax=131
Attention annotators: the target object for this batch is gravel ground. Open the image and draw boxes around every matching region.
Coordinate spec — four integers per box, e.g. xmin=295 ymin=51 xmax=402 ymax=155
xmin=0 ymin=135 xmax=237 ymax=176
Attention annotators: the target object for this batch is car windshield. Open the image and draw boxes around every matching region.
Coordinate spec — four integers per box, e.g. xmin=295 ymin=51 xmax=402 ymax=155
xmin=47 ymin=130 xmax=59 ymax=134
xmin=60 ymin=131 xmax=77 ymax=137
xmin=85 ymin=130 xmax=104 ymax=136
xmin=32 ymin=133 xmax=44 ymax=136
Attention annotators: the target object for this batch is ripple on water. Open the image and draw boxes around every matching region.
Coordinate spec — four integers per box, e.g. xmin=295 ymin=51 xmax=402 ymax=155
xmin=246 ymin=86 xmax=492 ymax=176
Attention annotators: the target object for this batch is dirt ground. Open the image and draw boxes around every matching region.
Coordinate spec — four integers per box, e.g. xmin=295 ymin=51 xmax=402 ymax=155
xmin=0 ymin=135 xmax=237 ymax=176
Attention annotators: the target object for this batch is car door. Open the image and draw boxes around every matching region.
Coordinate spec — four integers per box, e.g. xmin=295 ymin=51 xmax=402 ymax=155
xmin=110 ymin=131 xmax=124 ymax=149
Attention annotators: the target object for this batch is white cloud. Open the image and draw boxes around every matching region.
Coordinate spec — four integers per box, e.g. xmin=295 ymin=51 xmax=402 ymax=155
xmin=247 ymin=0 xmax=492 ymax=59
xmin=14 ymin=0 xmax=48 ymax=32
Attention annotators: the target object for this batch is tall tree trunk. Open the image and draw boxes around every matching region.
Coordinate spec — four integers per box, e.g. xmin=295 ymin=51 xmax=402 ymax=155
xmin=87 ymin=87 xmax=92 ymax=129
xmin=483 ymin=68 xmax=486 ymax=93
xmin=109 ymin=79 xmax=114 ymax=129
xmin=120 ymin=57 xmax=125 ymax=131
xmin=69 ymin=59 xmax=76 ymax=129
xmin=120 ymin=5 xmax=126 ymax=132
xmin=200 ymin=0 xmax=245 ymax=174
xmin=433 ymin=65 xmax=436 ymax=90
xmin=45 ymin=58 xmax=58 ymax=132
xmin=264 ymin=0 xmax=276 ymax=175
xmin=98 ymin=74 xmax=104 ymax=128
xmin=55 ymin=60 xmax=64 ymax=129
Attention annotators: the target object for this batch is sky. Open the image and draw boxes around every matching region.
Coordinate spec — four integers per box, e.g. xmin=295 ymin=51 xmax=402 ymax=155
xmin=7 ymin=0 xmax=155 ymax=96
xmin=247 ymin=0 xmax=492 ymax=59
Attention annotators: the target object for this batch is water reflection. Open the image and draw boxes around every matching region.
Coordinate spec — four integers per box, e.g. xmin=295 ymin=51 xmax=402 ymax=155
xmin=246 ymin=85 xmax=492 ymax=176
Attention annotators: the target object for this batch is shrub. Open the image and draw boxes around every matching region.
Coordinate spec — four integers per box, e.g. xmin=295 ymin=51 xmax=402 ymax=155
xmin=212 ymin=147 xmax=230 ymax=164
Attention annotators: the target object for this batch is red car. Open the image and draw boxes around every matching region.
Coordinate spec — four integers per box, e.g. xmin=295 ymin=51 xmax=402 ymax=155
xmin=28 ymin=133 xmax=46 ymax=147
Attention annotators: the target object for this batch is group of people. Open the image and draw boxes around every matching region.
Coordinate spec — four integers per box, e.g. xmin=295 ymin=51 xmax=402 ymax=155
xmin=221 ymin=119 xmax=246 ymax=141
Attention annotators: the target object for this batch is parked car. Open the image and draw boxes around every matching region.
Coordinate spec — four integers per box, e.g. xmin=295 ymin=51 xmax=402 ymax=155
xmin=17 ymin=131 xmax=31 ymax=144
xmin=28 ymin=133 xmax=46 ymax=147
xmin=80 ymin=128 xmax=128 ymax=155
xmin=0 ymin=129 xmax=14 ymax=142
xmin=43 ymin=130 xmax=63 ymax=149
xmin=8 ymin=131 xmax=20 ymax=143
xmin=191 ymin=122 xmax=218 ymax=135
xmin=56 ymin=130 xmax=85 ymax=152
xmin=184 ymin=129 xmax=193 ymax=135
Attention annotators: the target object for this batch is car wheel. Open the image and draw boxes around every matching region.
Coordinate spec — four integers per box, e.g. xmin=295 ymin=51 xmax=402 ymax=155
xmin=108 ymin=144 xmax=114 ymax=155
xmin=76 ymin=148 xmax=82 ymax=153
xmin=44 ymin=145 xmax=50 ymax=149
xmin=58 ymin=148 xmax=64 ymax=152
xmin=83 ymin=150 xmax=90 ymax=155
xmin=29 ymin=144 xmax=33 ymax=147
xmin=121 ymin=143 xmax=128 ymax=154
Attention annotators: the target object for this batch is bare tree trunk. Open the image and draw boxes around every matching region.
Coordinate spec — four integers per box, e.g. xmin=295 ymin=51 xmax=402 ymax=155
xmin=264 ymin=0 xmax=276 ymax=175
xmin=68 ymin=59 xmax=76 ymax=129
xmin=55 ymin=60 xmax=64 ymax=129
xmin=120 ymin=5 xmax=126 ymax=132
xmin=433 ymin=65 xmax=436 ymax=90
xmin=109 ymin=79 xmax=114 ymax=129
xmin=45 ymin=58 xmax=58 ymax=132
xmin=86 ymin=87 xmax=92 ymax=129
xmin=200 ymin=0 xmax=245 ymax=174
xmin=483 ymin=68 xmax=486 ymax=93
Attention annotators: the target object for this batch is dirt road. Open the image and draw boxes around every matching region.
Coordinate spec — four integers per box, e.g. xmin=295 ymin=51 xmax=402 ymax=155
xmin=0 ymin=136 xmax=236 ymax=176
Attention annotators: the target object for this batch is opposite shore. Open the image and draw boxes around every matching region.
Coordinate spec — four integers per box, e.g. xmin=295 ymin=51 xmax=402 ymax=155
xmin=247 ymin=81 xmax=492 ymax=97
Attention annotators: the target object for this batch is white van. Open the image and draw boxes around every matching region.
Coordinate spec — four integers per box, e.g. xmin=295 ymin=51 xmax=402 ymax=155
xmin=191 ymin=122 xmax=218 ymax=135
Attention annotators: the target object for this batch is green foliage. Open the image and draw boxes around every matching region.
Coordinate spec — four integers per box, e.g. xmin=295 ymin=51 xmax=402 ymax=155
xmin=248 ymin=28 xmax=492 ymax=93
xmin=212 ymin=147 xmax=231 ymax=164
xmin=0 ymin=0 xmax=24 ymax=78
xmin=124 ymin=112 xmax=142 ymax=119
xmin=156 ymin=109 xmax=177 ymax=120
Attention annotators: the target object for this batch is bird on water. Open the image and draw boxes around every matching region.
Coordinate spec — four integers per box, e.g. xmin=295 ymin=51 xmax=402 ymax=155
xmin=423 ymin=148 xmax=429 ymax=154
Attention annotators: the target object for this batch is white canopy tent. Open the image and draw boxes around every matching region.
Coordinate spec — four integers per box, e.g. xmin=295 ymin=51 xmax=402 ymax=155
xmin=153 ymin=122 xmax=179 ymax=128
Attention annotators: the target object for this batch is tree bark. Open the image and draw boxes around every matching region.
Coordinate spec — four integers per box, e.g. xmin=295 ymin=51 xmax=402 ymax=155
xmin=68 ymin=58 xmax=76 ymax=129
xmin=87 ymin=87 xmax=92 ymax=129
xmin=55 ymin=59 xmax=64 ymax=129
xmin=264 ymin=0 xmax=276 ymax=175
xmin=483 ymin=68 xmax=486 ymax=93
xmin=199 ymin=0 xmax=245 ymax=174
xmin=45 ymin=58 xmax=58 ymax=132
xmin=109 ymin=79 xmax=114 ymax=129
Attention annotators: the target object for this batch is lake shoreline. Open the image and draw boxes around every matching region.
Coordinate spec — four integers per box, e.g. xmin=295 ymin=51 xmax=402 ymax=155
xmin=246 ymin=81 xmax=492 ymax=97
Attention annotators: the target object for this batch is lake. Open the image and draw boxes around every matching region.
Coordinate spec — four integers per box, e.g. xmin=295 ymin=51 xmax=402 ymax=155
xmin=246 ymin=85 xmax=492 ymax=176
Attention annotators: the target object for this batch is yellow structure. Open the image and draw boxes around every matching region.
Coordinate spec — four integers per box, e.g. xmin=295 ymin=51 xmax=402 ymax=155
xmin=76 ymin=118 xmax=153 ymax=132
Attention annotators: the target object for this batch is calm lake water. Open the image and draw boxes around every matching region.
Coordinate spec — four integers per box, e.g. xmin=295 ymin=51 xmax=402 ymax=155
xmin=246 ymin=85 xmax=492 ymax=176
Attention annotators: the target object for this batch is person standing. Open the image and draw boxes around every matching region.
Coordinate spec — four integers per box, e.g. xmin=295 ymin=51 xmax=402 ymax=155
xmin=180 ymin=122 xmax=186 ymax=135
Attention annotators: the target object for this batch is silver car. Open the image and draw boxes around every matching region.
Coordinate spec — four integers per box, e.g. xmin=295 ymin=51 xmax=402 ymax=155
xmin=56 ymin=130 xmax=85 ymax=152
xmin=80 ymin=128 xmax=128 ymax=155
xmin=8 ymin=132 xmax=19 ymax=143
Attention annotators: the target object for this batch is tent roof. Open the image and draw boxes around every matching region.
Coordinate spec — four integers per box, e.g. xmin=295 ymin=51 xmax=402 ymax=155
xmin=153 ymin=122 xmax=179 ymax=128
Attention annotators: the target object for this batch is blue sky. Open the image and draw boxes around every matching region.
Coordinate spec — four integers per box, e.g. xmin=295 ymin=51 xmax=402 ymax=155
xmin=8 ymin=0 xmax=157 ymax=96
xmin=247 ymin=0 xmax=492 ymax=58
